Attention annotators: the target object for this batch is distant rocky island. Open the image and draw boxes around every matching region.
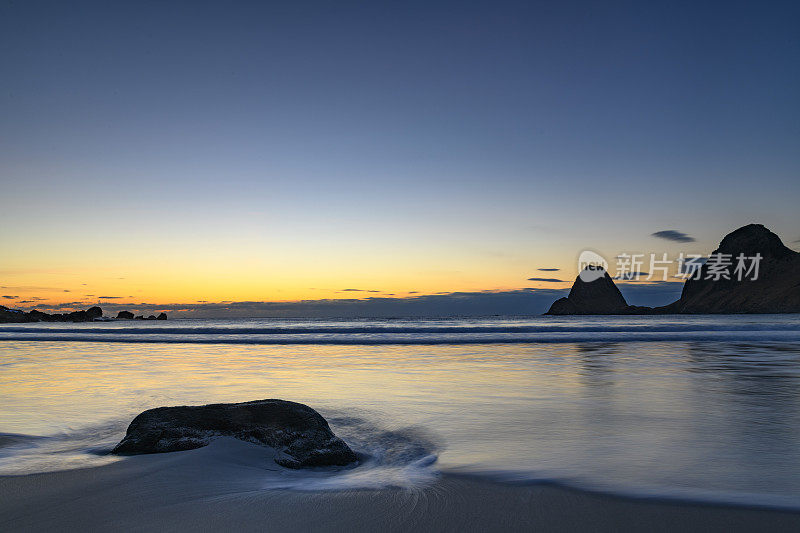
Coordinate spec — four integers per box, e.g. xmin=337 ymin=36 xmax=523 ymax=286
xmin=0 ymin=306 xmax=167 ymax=323
xmin=116 ymin=311 xmax=168 ymax=321
xmin=547 ymin=224 xmax=800 ymax=315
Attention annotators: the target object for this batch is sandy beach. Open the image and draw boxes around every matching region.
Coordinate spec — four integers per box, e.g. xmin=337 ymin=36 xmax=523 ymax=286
xmin=3 ymin=0 xmax=799 ymax=529
xmin=1 ymin=438 xmax=798 ymax=532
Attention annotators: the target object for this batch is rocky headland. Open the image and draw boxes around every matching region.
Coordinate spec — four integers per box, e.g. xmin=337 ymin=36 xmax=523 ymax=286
xmin=546 ymin=224 xmax=800 ymax=315
xmin=0 ymin=306 xmax=104 ymax=323
xmin=0 ymin=306 xmax=168 ymax=323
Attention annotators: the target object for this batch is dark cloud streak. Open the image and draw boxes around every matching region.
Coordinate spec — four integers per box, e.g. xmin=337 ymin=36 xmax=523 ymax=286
xmin=651 ymin=230 xmax=695 ymax=242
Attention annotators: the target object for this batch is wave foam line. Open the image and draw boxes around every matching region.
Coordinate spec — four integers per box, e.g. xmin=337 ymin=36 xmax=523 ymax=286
xmin=1 ymin=332 xmax=800 ymax=345
xmin=0 ymin=324 xmax=798 ymax=335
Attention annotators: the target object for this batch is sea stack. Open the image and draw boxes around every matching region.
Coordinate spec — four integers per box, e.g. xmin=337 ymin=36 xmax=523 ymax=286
xmin=546 ymin=270 xmax=631 ymax=315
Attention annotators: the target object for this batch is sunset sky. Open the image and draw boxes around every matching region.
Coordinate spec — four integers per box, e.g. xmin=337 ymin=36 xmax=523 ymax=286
xmin=2 ymin=1 xmax=798 ymax=315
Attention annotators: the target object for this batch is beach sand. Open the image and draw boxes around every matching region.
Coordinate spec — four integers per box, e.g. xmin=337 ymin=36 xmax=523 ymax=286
xmin=1 ymin=438 xmax=798 ymax=532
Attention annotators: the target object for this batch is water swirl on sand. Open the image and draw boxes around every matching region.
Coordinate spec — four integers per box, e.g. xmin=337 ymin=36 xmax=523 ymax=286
xmin=0 ymin=424 xmax=123 ymax=475
xmin=0 ymin=415 xmax=441 ymax=491
xmin=260 ymin=416 xmax=441 ymax=491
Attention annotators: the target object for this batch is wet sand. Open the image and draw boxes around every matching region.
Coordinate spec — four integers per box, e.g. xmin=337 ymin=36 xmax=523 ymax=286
xmin=1 ymin=439 xmax=798 ymax=532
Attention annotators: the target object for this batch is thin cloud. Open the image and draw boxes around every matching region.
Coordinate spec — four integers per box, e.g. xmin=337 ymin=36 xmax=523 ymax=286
xmin=614 ymin=272 xmax=650 ymax=280
xmin=98 ymin=296 xmax=123 ymax=299
xmin=339 ymin=288 xmax=381 ymax=292
xmin=7 ymin=281 xmax=689 ymax=318
xmin=1 ymin=295 xmax=18 ymax=299
xmin=537 ymin=268 xmax=560 ymax=272
xmin=527 ymin=277 xmax=564 ymax=283
xmin=7 ymin=288 xmax=568 ymax=318
xmin=651 ymin=230 xmax=695 ymax=243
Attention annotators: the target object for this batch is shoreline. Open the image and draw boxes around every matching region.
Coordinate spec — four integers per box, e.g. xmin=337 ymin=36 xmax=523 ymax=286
xmin=2 ymin=439 xmax=799 ymax=532
xmin=3 ymin=332 xmax=800 ymax=345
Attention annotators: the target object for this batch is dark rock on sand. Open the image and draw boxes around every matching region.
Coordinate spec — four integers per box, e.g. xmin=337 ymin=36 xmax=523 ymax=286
xmin=156 ymin=312 xmax=168 ymax=320
xmin=116 ymin=311 xmax=135 ymax=319
xmin=546 ymin=271 xmax=631 ymax=315
xmin=111 ymin=399 xmax=357 ymax=469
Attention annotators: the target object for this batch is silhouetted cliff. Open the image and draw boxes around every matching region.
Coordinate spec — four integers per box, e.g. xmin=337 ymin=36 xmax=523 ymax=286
xmin=546 ymin=271 xmax=632 ymax=315
xmin=660 ymin=224 xmax=800 ymax=313
xmin=547 ymin=224 xmax=800 ymax=315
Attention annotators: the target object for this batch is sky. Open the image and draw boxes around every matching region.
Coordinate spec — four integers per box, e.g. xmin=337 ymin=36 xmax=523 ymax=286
xmin=1 ymin=1 xmax=798 ymax=316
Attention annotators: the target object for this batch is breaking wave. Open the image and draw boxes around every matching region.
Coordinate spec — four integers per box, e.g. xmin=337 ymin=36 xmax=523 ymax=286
xmin=1 ymin=316 xmax=799 ymax=345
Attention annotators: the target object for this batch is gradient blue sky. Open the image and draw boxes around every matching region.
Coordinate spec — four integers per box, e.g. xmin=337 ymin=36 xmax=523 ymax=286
xmin=1 ymin=0 xmax=798 ymax=313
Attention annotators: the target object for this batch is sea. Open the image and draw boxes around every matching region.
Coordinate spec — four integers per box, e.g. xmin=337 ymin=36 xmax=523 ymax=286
xmin=1 ymin=314 xmax=800 ymax=508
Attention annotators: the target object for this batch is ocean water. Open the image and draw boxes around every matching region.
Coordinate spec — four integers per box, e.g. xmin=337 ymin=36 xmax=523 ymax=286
xmin=1 ymin=315 xmax=800 ymax=507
